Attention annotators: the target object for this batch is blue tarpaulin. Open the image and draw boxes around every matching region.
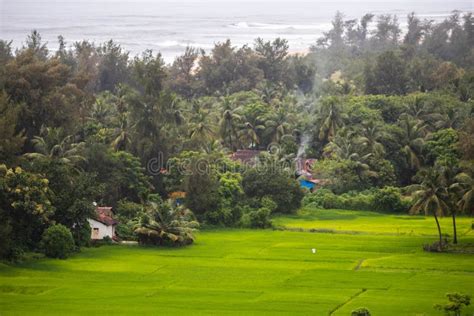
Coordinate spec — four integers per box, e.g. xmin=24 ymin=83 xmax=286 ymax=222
xmin=299 ymin=179 xmax=315 ymax=190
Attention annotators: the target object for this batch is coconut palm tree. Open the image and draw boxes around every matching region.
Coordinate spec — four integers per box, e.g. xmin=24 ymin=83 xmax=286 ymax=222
xmin=88 ymin=97 xmax=112 ymax=127
xmin=264 ymin=108 xmax=294 ymax=143
xmin=24 ymin=127 xmax=85 ymax=167
xmin=315 ymin=97 xmax=345 ymax=144
xmin=356 ymin=120 xmax=387 ymax=157
xmin=188 ymin=108 xmax=215 ymax=150
xmin=437 ymin=162 xmax=461 ymax=244
xmin=453 ymin=172 xmax=474 ymax=215
xmin=409 ymin=167 xmax=449 ymax=248
xmin=111 ymin=112 xmax=134 ymax=151
xmin=239 ymin=122 xmax=262 ymax=149
xmin=405 ymin=96 xmax=442 ymax=126
xmin=220 ymin=108 xmax=241 ymax=150
xmin=449 ymin=171 xmax=474 ymax=244
xmin=397 ymin=115 xmax=427 ymax=170
xmin=324 ymin=129 xmax=377 ymax=181
xmin=259 ymin=83 xmax=280 ymax=104
xmin=134 ymin=200 xmax=199 ymax=247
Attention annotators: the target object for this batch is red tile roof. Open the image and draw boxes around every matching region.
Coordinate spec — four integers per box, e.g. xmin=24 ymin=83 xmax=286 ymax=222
xmin=94 ymin=207 xmax=118 ymax=226
xmin=230 ymin=150 xmax=261 ymax=165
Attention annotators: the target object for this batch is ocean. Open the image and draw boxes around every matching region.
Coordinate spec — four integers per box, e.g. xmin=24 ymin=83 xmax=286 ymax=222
xmin=0 ymin=0 xmax=472 ymax=63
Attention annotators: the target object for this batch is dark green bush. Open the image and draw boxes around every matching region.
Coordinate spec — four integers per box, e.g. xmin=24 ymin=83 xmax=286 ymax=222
xmin=40 ymin=224 xmax=75 ymax=259
xmin=249 ymin=207 xmax=272 ymax=228
xmin=205 ymin=207 xmax=240 ymax=226
xmin=72 ymin=221 xmax=91 ymax=247
xmin=351 ymin=307 xmax=371 ymax=316
xmin=302 ymin=187 xmax=410 ymax=213
xmin=116 ymin=200 xmax=143 ymax=219
xmin=435 ymin=292 xmax=471 ymax=316
xmin=372 ymin=186 xmax=410 ymax=213
xmin=302 ymin=189 xmax=373 ymax=211
xmin=242 ymin=168 xmax=303 ymax=214
xmin=115 ymin=220 xmax=138 ymax=241
xmin=260 ymin=196 xmax=277 ymax=213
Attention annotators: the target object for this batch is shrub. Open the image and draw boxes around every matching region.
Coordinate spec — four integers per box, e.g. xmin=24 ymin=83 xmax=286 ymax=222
xmin=303 ymin=187 xmax=410 ymax=214
xmin=372 ymin=186 xmax=408 ymax=213
xmin=115 ymin=220 xmax=138 ymax=241
xmin=351 ymin=307 xmax=371 ymax=316
xmin=302 ymin=189 xmax=373 ymax=211
xmin=435 ymin=292 xmax=471 ymax=316
xmin=72 ymin=221 xmax=91 ymax=247
xmin=205 ymin=208 xmax=238 ymax=226
xmin=135 ymin=201 xmax=198 ymax=247
xmin=302 ymin=189 xmax=335 ymax=208
xmin=5 ymin=247 xmax=25 ymax=262
xmin=40 ymin=224 xmax=75 ymax=259
xmin=423 ymin=240 xmax=448 ymax=252
xmin=116 ymin=200 xmax=143 ymax=219
xmin=242 ymin=168 xmax=303 ymax=214
xmin=261 ymin=196 xmax=277 ymax=213
xmin=249 ymin=207 xmax=272 ymax=228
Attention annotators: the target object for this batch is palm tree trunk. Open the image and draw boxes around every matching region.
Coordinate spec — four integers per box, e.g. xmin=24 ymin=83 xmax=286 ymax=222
xmin=434 ymin=213 xmax=443 ymax=248
xmin=452 ymin=212 xmax=457 ymax=244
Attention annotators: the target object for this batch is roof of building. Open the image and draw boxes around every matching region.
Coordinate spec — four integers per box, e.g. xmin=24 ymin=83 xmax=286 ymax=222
xmin=230 ymin=149 xmax=261 ymax=165
xmin=93 ymin=206 xmax=118 ymax=226
xmin=169 ymin=191 xmax=186 ymax=199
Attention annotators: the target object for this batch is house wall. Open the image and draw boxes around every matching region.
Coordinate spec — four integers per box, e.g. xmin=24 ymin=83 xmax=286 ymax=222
xmin=87 ymin=219 xmax=115 ymax=240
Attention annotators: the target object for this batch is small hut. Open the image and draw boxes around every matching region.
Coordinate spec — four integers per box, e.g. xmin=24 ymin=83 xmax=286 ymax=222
xmin=88 ymin=207 xmax=118 ymax=240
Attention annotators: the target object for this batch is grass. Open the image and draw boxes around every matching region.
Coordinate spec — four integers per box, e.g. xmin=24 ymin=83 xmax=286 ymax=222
xmin=0 ymin=208 xmax=473 ymax=315
xmin=273 ymin=208 xmax=474 ymax=237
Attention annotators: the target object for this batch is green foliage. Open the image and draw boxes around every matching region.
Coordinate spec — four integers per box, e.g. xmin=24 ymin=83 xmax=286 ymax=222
xmin=0 ymin=13 xmax=473 ymax=257
xmin=24 ymin=159 xmax=99 ymax=246
xmin=351 ymin=307 xmax=371 ymax=316
xmin=0 ymin=165 xmax=54 ymax=254
xmin=435 ymin=293 xmax=471 ymax=316
xmin=425 ymin=128 xmax=460 ymax=165
xmin=218 ymin=172 xmax=244 ymax=203
xmin=302 ymin=187 xmax=409 ymax=213
xmin=242 ymin=168 xmax=303 ymax=214
xmin=185 ymin=166 xmax=220 ymax=217
xmin=261 ymin=196 xmax=278 ymax=213
xmin=40 ymin=224 xmax=75 ymax=259
xmin=115 ymin=221 xmax=137 ymax=241
xmin=373 ymin=186 xmax=409 ymax=213
xmin=205 ymin=207 xmax=242 ymax=227
xmin=365 ymin=50 xmax=408 ymax=95
xmin=115 ymin=200 xmax=143 ymax=220
xmin=313 ymin=159 xmax=369 ymax=194
xmin=248 ymin=207 xmax=272 ymax=229
xmin=0 ymin=92 xmax=25 ymax=164
xmin=134 ymin=200 xmax=199 ymax=247
xmin=303 ymin=189 xmax=373 ymax=211
xmin=84 ymin=145 xmax=152 ymax=205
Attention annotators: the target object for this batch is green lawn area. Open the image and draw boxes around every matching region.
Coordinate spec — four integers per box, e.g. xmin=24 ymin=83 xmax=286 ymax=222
xmin=273 ymin=208 xmax=474 ymax=237
xmin=0 ymin=209 xmax=473 ymax=315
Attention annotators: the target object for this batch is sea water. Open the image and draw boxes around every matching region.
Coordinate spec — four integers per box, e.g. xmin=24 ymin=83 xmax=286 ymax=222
xmin=0 ymin=0 xmax=472 ymax=63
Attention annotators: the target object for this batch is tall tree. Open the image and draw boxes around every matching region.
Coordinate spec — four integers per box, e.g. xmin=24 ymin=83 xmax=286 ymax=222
xmin=410 ymin=167 xmax=449 ymax=248
xmin=365 ymin=50 xmax=408 ymax=95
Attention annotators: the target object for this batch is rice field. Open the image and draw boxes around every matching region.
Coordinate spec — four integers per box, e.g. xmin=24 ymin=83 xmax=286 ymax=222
xmin=0 ymin=209 xmax=473 ymax=315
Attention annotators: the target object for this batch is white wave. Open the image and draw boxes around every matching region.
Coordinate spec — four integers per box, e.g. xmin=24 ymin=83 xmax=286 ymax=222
xmin=229 ymin=21 xmax=332 ymax=31
xmin=154 ymin=40 xmax=213 ymax=49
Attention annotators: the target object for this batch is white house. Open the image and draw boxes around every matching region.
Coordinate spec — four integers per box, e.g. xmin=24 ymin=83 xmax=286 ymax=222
xmin=88 ymin=206 xmax=118 ymax=240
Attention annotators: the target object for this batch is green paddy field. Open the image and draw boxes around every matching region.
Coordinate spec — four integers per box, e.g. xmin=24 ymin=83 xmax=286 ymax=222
xmin=1 ymin=209 xmax=473 ymax=315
